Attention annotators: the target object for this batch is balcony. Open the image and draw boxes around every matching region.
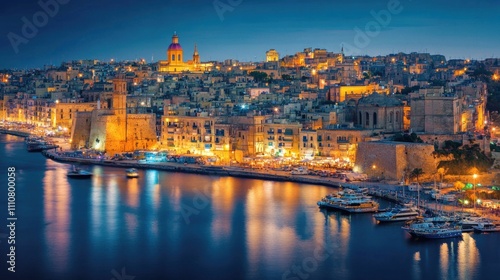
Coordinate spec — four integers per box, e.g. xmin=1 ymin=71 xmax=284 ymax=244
xmin=267 ymin=130 xmax=275 ymax=134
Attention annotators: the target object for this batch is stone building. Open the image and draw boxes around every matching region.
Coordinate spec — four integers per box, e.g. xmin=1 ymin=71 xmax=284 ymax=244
xmin=356 ymin=141 xmax=437 ymax=181
xmin=51 ymin=101 xmax=100 ymax=130
xmin=70 ymin=79 xmax=157 ymax=155
xmin=327 ymin=84 xmax=390 ymax=103
xmin=410 ymin=89 xmax=462 ymax=134
xmin=266 ymin=49 xmax=279 ymax=62
xmin=356 ymin=92 xmax=404 ymax=133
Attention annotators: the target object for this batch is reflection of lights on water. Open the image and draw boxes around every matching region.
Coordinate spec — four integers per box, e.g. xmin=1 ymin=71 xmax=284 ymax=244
xmin=413 ymin=251 xmax=421 ymax=280
xmin=440 ymin=243 xmax=449 ymax=280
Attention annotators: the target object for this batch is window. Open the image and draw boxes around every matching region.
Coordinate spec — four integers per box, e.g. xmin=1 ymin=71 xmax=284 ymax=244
xmin=373 ymin=112 xmax=377 ymax=126
xmin=171 ymin=54 xmax=175 ymax=61
xmin=359 ymin=112 xmax=362 ymax=125
xmin=178 ymin=54 xmax=181 ymax=61
xmin=396 ymin=111 xmax=400 ymax=123
xmin=389 ymin=112 xmax=394 ymax=123
xmin=365 ymin=112 xmax=369 ymax=126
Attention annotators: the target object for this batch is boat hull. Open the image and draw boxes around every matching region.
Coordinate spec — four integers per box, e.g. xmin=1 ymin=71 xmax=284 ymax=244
xmin=375 ymin=215 xmax=419 ymax=222
xmin=410 ymin=230 xmax=462 ymax=239
xmin=317 ymin=201 xmax=378 ymax=213
xmin=67 ymin=174 xmax=93 ymax=179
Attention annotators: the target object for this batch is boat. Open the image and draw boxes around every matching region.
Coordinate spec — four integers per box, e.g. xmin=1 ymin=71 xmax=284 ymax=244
xmin=473 ymin=223 xmax=500 ymax=232
xmin=402 ymin=222 xmax=462 ymax=239
xmin=67 ymin=166 xmax=93 ymax=179
xmin=459 ymin=216 xmax=495 ymax=232
xmin=317 ymin=189 xmax=379 ymax=213
xmin=373 ymin=204 xmax=420 ymax=222
xmin=126 ymin=168 xmax=139 ymax=178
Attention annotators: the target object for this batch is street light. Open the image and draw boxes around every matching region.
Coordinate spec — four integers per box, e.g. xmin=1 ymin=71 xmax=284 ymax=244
xmin=473 ymin=173 xmax=477 ymax=211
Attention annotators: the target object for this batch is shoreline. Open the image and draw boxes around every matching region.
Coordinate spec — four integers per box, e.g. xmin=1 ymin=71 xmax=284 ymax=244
xmin=4 ymin=128 xmax=500 ymax=222
xmin=42 ymin=149 xmax=346 ymax=188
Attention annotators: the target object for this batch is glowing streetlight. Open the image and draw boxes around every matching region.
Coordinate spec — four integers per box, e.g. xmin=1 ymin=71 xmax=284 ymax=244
xmin=473 ymin=173 xmax=478 ymax=211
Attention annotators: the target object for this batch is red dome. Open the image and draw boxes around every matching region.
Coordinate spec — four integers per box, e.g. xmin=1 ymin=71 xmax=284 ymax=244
xmin=168 ymin=43 xmax=182 ymax=50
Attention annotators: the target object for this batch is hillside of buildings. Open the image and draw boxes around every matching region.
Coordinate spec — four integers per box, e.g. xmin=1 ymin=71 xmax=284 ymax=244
xmin=2 ymin=38 xmax=500 ymax=181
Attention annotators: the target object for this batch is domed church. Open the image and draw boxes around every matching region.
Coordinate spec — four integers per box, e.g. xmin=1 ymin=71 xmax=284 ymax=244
xmin=158 ymin=33 xmax=209 ymax=73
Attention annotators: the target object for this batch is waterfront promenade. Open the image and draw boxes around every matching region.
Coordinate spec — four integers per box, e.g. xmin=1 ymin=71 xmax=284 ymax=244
xmin=4 ymin=128 xmax=500 ymax=223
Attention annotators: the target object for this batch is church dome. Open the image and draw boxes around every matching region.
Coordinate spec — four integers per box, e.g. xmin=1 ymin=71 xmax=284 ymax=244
xmin=168 ymin=34 xmax=182 ymax=50
xmin=168 ymin=43 xmax=182 ymax=50
xmin=358 ymin=92 xmax=403 ymax=106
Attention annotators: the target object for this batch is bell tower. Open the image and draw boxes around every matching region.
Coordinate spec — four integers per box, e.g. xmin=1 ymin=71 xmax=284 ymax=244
xmin=193 ymin=44 xmax=200 ymax=65
xmin=112 ymin=78 xmax=127 ymax=116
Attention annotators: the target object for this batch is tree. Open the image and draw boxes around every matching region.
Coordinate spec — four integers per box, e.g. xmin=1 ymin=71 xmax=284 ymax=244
xmin=410 ymin=168 xmax=424 ymax=185
xmin=249 ymin=71 xmax=268 ymax=83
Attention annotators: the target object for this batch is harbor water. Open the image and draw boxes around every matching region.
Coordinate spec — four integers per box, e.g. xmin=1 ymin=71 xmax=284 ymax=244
xmin=0 ymin=134 xmax=499 ymax=280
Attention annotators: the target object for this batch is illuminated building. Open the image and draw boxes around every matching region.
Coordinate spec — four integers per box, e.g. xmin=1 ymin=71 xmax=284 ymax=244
xmin=70 ymin=78 xmax=157 ymax=154
xmin=158 ymin=33 xmax=212 ymax=73
xmin=266 ymin=49 xmax=279 ymax=62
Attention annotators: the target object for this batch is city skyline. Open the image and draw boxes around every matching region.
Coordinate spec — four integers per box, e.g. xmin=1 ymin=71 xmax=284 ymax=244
xmin=1 ymin=0 xmax=499 ymax=69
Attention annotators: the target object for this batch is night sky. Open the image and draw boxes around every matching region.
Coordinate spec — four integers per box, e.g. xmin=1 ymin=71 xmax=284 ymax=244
xmin=1 ymin=0 xmax=498 ymax=69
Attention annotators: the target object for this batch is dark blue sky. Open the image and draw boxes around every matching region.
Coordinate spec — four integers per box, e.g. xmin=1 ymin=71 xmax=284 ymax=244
xmin=1 ymin=0 xmax=499 ymax=69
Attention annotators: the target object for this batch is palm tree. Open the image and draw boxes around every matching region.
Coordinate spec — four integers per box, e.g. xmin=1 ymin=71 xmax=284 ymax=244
xmin=410 ymin=168 xmax=424 ymax=185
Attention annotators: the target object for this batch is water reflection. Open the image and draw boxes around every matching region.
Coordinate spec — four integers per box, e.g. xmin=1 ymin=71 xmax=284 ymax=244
xmin=2 ymin=131 xmax=495 ymax=280
xmin=43 ymin=163 xmax=70 ymax=274
xmin=409 ymin=235 xmax=480 ymax=280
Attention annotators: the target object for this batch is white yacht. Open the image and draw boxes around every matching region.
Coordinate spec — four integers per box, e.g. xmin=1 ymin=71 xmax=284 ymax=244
xmin=374 ymin=204 xmax=420 ymax=222
xmin=317 ymin=189 xmax=379 ymax=213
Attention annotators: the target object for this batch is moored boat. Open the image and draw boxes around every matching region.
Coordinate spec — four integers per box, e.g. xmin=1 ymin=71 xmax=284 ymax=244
xmin=459 ymin=216 xmax=494 ymax=232
xmin=374 ymin=204 xmax=420 ymax=222
xmin=402 ymin=222 xmax=462 ymax=239
xmin=126 ymin=168 xmax=139 ymax=178
xmin=67 ymin=166 xmax=93 ymax=179
xmin=473 ymin=223 xmax=500 ymax=232
xmin=317 ymin=189 xmax=379 ymax=213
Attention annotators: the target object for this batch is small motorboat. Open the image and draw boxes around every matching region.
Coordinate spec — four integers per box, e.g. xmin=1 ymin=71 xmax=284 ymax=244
xmin=67 ymin=166 xmax=93 ymax=179
xmin=126 ymin=168 xmax=139 ymax=178
xmin=473 ymin=223 xmax=500 ymax=233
